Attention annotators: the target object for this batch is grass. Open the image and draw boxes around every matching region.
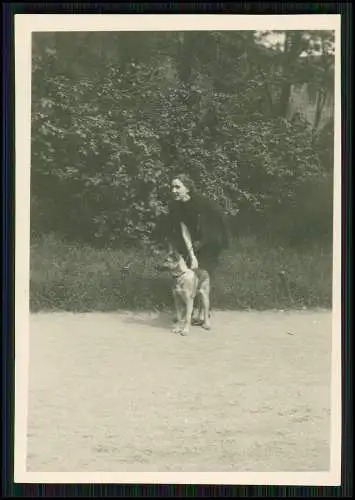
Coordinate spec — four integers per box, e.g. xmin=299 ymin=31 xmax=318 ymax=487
xmin=30 ymin=233 xmax=333 ymax=312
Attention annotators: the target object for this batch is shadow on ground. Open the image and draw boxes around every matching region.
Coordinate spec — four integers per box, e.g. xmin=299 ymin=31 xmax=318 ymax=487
xmin=120 ymin=311 xmax=173 ymax=331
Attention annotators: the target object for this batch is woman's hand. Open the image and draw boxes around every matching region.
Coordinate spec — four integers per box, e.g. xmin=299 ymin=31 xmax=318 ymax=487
xmin=190 ymin=255 xmax=199 ymax=270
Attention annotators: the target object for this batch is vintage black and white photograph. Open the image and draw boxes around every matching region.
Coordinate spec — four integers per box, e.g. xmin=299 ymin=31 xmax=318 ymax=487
xmin=14 ymin=14 xmax=341 ymax=485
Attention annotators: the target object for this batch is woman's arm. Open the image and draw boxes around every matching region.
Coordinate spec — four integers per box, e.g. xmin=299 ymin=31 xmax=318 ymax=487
xmin=180 ymin=221 xmax=199 ymax=269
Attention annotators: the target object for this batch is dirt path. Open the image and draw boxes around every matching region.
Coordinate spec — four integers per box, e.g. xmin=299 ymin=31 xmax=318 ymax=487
xmin=27 ymin=310 xmax=332 ymax=472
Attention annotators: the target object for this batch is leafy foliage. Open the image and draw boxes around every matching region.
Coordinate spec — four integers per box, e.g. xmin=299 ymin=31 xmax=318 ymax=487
xmin=31 ymin=31 xmax=335 ymax=247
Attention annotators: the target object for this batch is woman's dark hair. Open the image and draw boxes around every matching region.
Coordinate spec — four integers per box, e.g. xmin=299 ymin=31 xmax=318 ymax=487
xmin=171 ymin=173 xmax=196 ymax=194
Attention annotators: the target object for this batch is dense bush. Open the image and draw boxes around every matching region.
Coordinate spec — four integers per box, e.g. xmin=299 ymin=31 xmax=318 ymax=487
xmin=30 ymin=31 xmax=335 ymax=248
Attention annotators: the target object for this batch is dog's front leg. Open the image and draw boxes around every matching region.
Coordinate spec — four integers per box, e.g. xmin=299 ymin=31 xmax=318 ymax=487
xmin=180 ymin=295 xmax=194 ymax=336
xmin=172 ymin=291 xmax=183 ymax=334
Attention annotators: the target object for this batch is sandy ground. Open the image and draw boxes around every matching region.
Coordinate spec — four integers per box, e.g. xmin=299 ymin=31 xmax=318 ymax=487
xmin=26 ymin=310 xmax=332 ymax=473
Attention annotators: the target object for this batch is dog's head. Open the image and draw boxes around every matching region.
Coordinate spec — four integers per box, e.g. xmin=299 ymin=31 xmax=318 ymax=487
xmin=156 ymin=249 xmax=188 ymax=274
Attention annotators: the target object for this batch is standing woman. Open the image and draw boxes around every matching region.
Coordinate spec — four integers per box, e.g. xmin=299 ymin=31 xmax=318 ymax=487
xmin=161 ymin=173 xmax=230 ymax=318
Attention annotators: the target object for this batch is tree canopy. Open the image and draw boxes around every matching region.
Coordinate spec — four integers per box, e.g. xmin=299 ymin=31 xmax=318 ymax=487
xmin=31 ymin=30 xmax=335 ymax=247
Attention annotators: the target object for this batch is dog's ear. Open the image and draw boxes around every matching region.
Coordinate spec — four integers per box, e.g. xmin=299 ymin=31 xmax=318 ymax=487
xmin=172 ymin=249 xmax=182 ymax=261
xmin=166 ymin=245 xmax=175 ymax=257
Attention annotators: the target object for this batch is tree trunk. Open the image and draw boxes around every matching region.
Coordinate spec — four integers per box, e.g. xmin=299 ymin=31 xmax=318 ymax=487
xmin=277 ymin=31 xmax=303 ymax=118
xmin=176 ymin=32 xmax=195 ymax=86
xmin=278 ymin=82 xmax=292 ymax=118
xmin=313 ymin=90 xmax=327 ymax=132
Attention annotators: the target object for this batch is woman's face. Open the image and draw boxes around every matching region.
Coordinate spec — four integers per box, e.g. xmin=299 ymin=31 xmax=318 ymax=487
xmin=171 ymin=178 xmax=190 ymax=201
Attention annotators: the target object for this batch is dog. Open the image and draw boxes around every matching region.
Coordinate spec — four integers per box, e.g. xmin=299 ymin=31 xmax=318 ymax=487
xmin=160 ymin=249 xmax=211 ymax=336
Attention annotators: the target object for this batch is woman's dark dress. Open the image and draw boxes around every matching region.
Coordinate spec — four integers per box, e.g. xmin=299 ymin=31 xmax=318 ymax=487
xmin=161 ymin=194 xmax=230 ymax=276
